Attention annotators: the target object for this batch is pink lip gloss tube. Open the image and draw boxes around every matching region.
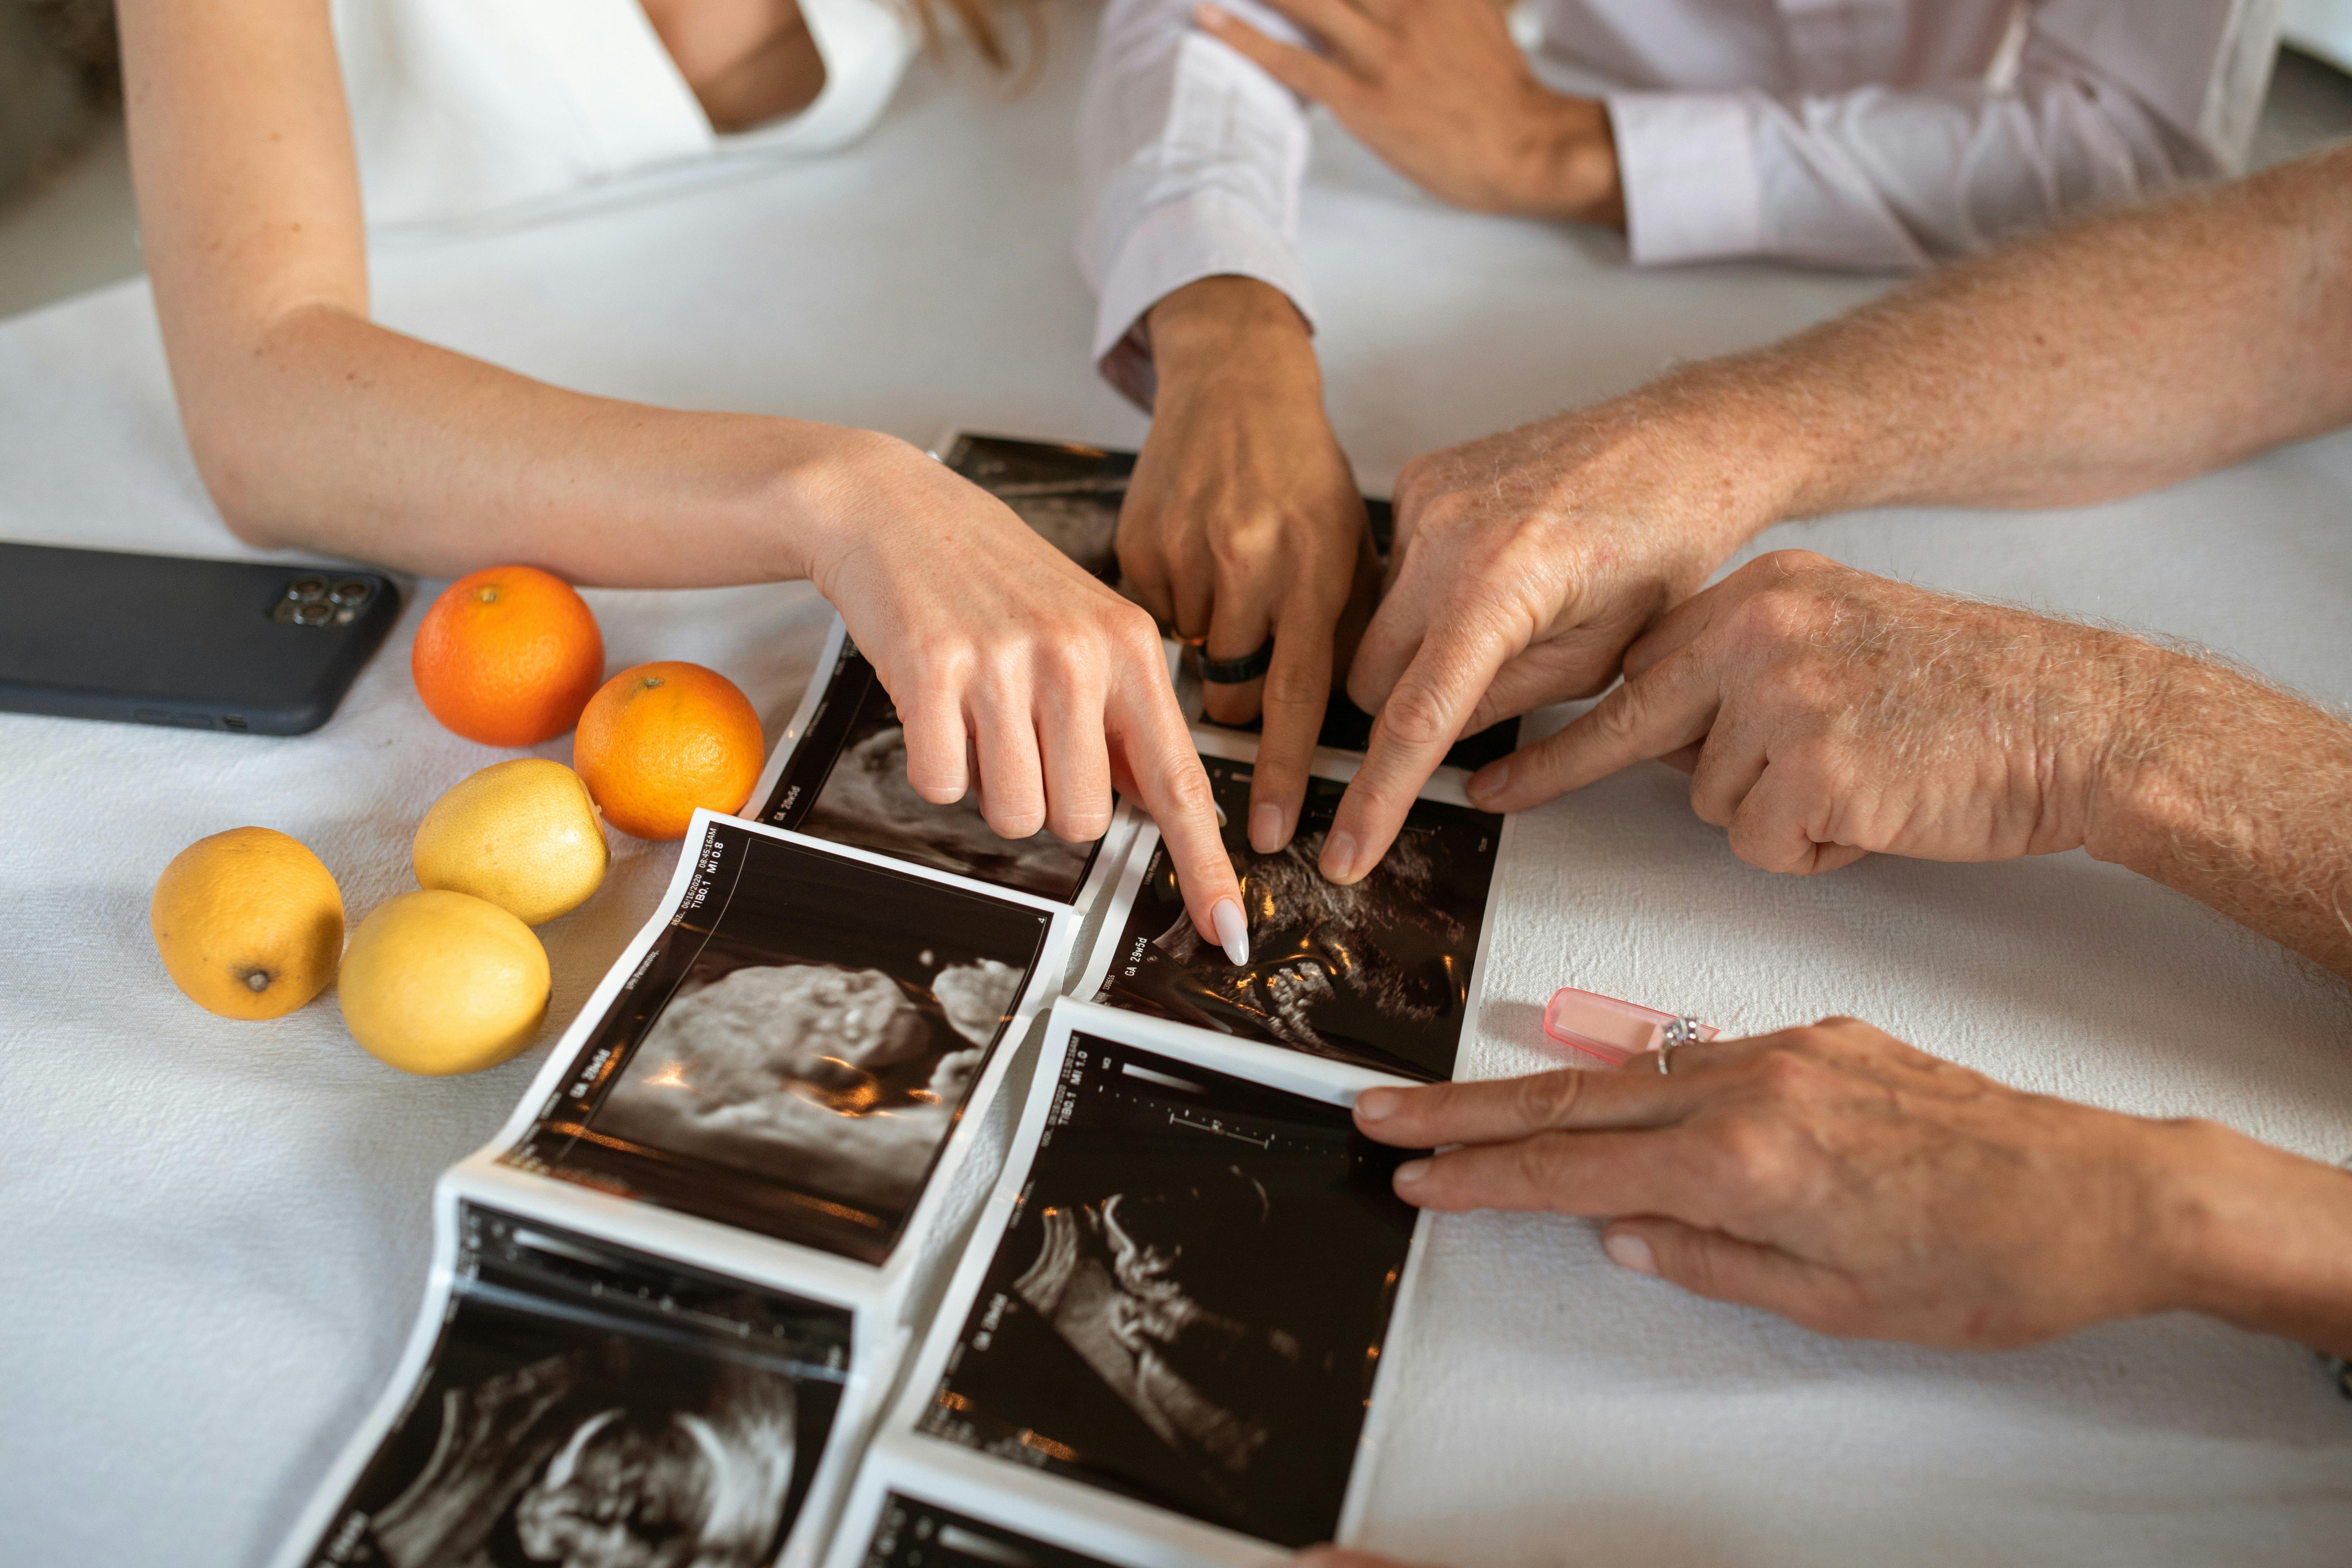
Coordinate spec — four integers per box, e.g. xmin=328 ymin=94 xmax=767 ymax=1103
xmin=1542 ymin=986 xmax=1720 ymax=1067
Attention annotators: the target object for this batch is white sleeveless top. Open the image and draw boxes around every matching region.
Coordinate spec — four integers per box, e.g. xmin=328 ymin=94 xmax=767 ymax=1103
xmin=331 ymin=0 xmax=919 ymax=228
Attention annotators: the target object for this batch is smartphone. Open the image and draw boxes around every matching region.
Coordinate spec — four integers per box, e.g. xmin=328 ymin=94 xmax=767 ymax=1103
xmin=0 ymin=542 xmax=401 ymax=736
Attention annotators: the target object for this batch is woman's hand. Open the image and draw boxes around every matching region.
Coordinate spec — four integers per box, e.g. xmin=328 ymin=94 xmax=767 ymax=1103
xmin=1120 ymin=277 xmax=1380 ymax=855
xmin=1355 ymin=1019 xmax=2352 ymax=1355
xmin=806 ymin=433 xmax=1249 ymax=955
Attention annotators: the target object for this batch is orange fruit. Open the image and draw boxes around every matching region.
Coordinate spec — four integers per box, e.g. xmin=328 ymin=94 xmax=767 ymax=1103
xmin=573 ymin=662 xmax=764 ymax=841
xmin=412 ymin=565 xmax=605 ymax=747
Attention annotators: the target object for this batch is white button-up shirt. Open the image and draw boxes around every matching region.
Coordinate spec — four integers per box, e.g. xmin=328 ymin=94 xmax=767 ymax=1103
xmin=1077 ymin=0 xmax=2285 ymax=403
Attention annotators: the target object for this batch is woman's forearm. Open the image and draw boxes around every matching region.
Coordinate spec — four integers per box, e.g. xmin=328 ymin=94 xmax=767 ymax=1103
xmin=184 ymin=299 xmax=868 ymax=588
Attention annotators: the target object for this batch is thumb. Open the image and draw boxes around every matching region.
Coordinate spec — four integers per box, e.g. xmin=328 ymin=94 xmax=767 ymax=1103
xmin=1602 ymin=1217 xmax=1846 ymax=1325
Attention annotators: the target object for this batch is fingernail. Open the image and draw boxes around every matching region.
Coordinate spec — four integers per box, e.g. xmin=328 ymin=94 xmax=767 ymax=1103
xmin=1212 ymin=798 xmax=1228 ymax=828
xmin=1468 ymin=759 xmax=1507 ymax=804
xmin=1354 ymin=1087 xmax=1400 ymax=1121
xmin=1248 ymin=802 xmax=1284 ymax=853
xmin=1320 ymin=830 xmax=1357 ymax=883
xmin=1393 ymin=1158 xmax=1429 ymax=1186
xmin=1196 ymin=1 xmax=1228 ymax=23
xmin=1604 ymin=1230 xmax=1657 ymax=1276
xmin=1212 ymin=897 xmax=1250 ymax=965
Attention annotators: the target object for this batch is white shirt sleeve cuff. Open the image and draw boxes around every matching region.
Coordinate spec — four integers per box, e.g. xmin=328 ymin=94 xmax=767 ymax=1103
xmin=1608 ymin=90 xmax=1765 ymax=266
xmin=1088 ymin=191 xmax=1319 ymax=411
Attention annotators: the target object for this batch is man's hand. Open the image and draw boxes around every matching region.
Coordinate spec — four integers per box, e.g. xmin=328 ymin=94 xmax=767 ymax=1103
xmin=1465 ymin=551 xmax=2154 ymax=874
xmin=1196 ymin=0 xmax=1621 ymax=223
xmin=1353 ymin=1020 xmax=2352 ymax=1354
xmin=1122 ymin=276 xmax=1380 ymax=852
xmin=1323 ymin=404 xmax=1780 ymax=883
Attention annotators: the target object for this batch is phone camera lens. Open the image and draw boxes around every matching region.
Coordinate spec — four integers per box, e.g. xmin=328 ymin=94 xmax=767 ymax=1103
xmin=328 ymin=579 xmax=371 ymax=605
xmin=292 ymin=600 xmax=334 ymax=626
xmin=289 ymin=576 xmax=328 ymax=601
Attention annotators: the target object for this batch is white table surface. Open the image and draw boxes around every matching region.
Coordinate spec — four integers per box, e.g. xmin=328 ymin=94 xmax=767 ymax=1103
xmin=4 ymin=9 xmax=2350 ymax=1565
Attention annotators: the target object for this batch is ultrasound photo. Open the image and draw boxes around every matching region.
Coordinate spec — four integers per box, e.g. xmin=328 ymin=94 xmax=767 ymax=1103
xmin=506 ymin=818 xmax=1055 ymax=1265
xmin=859 ymin=1493 xmax=1116 ymax=1568
xmin=304 ymin=1206 xmax=851 ymax=1568
xmin=1092 ymin=756 xmax=1498 ymax=1082
xmin=920 ymin=1034 xmax=1419 ymax=1548
xmin=754 ymin=633 xmax=1100 ymax=902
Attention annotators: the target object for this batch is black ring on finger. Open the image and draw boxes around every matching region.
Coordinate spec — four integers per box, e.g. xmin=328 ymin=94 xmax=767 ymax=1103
xmin=1198 ymin=636 xmax=1276 ymax=685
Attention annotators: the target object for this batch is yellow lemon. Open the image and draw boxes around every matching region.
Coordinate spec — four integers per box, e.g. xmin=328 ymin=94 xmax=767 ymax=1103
xmin=413 ymin=758 xmax=609 ymax=926
xmin=151 ymin=827 xmax=344 ymax=1020
xmin=338 ymin=890 xmax=550 ymax=1075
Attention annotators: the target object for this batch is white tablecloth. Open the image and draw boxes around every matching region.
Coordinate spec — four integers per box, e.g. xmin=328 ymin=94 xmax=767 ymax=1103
xmin=3 ymin=9 xmax=2349 ymax=1565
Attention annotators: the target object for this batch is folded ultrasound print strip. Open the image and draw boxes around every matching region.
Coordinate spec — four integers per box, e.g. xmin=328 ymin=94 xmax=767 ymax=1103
xmin=271 ymin=1192 xmax=865 ymax=1568
xmin=882 ymin=998 xmax=1432 ymax=1567
xmin=748 ymin=616 xmax=1135 ymax=909
xmin=484 ymin=809 xmax=1074 ymax=1296
xmin=1075 ymin=729 xmax=1504 ymax=1084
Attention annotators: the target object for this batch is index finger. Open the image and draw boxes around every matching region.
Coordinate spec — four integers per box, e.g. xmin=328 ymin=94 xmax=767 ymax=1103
xmin=1247 ymin=596 xmax=1342 ymax=853
xmin=1107 ymin=660 xmax=1248 ymax=961
xmin=1464 ymin=642 xmax=1719 ymax=814
xmin=1322 ymin=619 xmax=1510 ymax=883
xmin=1355 ymin=1065 xmax=1710 ymax=1148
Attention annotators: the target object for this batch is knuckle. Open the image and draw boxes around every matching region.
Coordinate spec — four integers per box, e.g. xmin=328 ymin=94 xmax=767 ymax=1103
xmin=1509 ymin=1131 xmax=1575 ymax=1195
xmin=1508 ymin=1069 xmax=1585 ymax=1129
xmin=1379 ymin=684 xmax=1457 ymax=750
xmin=1705 ymin=1115 xmax=1789 ymax=1195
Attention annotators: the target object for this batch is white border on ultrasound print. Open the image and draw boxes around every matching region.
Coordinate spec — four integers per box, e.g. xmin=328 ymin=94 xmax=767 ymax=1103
xmin=1072 ymin=724 xmax=1484 ymax=1006
xmin=823 ymin=1431 xmax=1282 ymax=1568
xmin=264 ymin=1167 xmax=899 ymax=1568
xmin=465 ymin=808 xmax=1077 ymax=1314
xmin=743 ymin=610 xmax=1143 ymax=914
xmin=871 ymin=996 xmax=1430 ymax=1568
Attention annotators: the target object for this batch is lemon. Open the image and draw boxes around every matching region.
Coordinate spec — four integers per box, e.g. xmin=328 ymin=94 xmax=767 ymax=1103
xmin=151 ymin=827 xmax=344 ymax=1020
xmin=413 ymin=758 xmax=609 ymax=926
xmin=338 ymin=890 xmax=550 ymax=1075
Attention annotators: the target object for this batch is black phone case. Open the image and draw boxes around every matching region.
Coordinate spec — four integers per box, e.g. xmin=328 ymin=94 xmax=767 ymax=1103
xmin=0 ymin=542 xmax=401 ymax=736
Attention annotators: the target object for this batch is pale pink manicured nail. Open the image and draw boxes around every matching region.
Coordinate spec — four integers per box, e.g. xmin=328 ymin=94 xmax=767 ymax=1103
xmin=1249 ymin=802 xmax=1284 ymax=853
xmin=1212 ymin=897 xmax=1250 ymax=965
xmin=1196 ymin=2 xmax=1229 ymax=24
xmin=1355 ymin=1087 xmax=1400 ymax=1121
xmin=1604 ymin=1230 xmax=1658 ymax=1275
xmin=1320 ymin=830 xmax=1357 ymax=883
xmin=1393 ymin=1158 xmax=1429 ymax=1186
xmin=1469 ymin=759 xmax=1508 ymax=804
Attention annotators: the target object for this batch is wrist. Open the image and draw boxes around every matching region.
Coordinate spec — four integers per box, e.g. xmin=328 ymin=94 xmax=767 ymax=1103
xmin=763 ymin=423 xmax=921 ymax=595
xmin=2142 ymin=1117 xmax=2352 ymax=1356
xmin=1519 ymin=94 xmax=1622 ymax=225
xmin=1145 ymin=276 xmax=1319 ymax=396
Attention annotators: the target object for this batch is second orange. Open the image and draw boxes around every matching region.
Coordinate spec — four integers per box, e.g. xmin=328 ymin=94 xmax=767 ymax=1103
xmin=574 ymin=662 xmax=764 ymax=841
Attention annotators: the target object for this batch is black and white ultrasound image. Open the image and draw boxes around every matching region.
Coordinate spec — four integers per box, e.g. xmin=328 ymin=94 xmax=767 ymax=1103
xmin=1095 ymin=756 xmax=1497 ymax=1082
xmin=508 ymin=819 xmax=1052 ymax=1265
xmin=920 ymin=1035 xmax=1421 ymax=1548
xmin=756 ymin=638 xmax=1100 ymax=902
xmin=306 ymin=1206 xmax=851 ymax=1568
xmin=860 ymin=1494 xmax=1114 ymax=1568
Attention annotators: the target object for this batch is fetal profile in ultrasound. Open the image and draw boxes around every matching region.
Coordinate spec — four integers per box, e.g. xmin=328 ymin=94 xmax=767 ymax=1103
xmin=923 ymin=1037 xmax=1418 ymax=1547
xmin=517 ymin=825 xmax=1053 ymax=1263
xmin=1095 ymin=756 xmax=1499 ymax=1081
xmin=309 ymin=1209 xmax=849 ymax=1568
xmin=760 ymin=639 xmax=1098 ymax=903
xmin=600 ymin=952 xmax=1021 ymax=1216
